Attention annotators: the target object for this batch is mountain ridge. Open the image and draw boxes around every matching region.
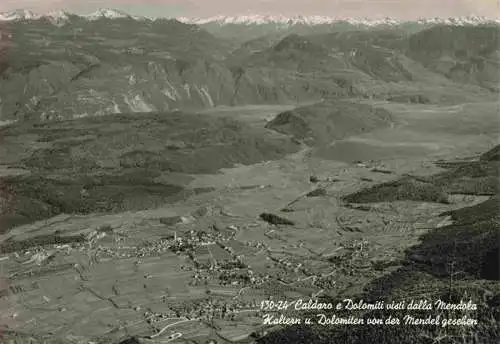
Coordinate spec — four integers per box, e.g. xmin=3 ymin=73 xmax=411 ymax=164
xmin=0 ymin=9 xmax=498 ymax=123
xmin=1 ymin=8 xmax=499 ymax=27
xmin=0 ymin=8 xmax=147 ymax=23
xmin=178 ymin=14 xmax=500 ymax=27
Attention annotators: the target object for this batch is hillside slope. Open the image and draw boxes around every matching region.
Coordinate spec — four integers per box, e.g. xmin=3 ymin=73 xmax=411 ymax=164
xmin=406 ymin=25 xmax=500 ymax=90
xmin=265 ymin=100 xmax=394 ymax=146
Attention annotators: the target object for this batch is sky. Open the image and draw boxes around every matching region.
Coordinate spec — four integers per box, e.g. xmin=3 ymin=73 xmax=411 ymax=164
xmin=0 ymin=0 xmax=499 ymax=19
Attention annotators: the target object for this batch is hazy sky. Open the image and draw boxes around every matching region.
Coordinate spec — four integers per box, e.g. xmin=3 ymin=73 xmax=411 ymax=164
xmin=0 ymin=0 xmax=499 ymax=19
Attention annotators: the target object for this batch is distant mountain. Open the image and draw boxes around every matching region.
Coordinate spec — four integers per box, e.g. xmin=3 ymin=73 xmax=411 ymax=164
xmin=179 ymin=15 xmax=500 ymax=41
xmin=82 ymin=8 xmax=134 ymax=20
xmin=0 ymin=9 xmax=497 ymax=123
xmin=238 ymin=34 xmax=336 ymax=72
xmin=45 ymin=10 xmax=70 ymax=20
xmin=0 ymin=9 xmax=498 ymax=28
xmin=406 ymin=25 xmax=500 ymax=90
xmin=0 ymin=9 xmax=42 ymax=21
xmin=229 ymin=29 xmax=454 ymax=91
xmin=178 ymin=14 xmax=499 ymax=27
xmin=1 ymin=8 xmax=498 ymax=46
xmin=0 ymin=8 xmax=147 ymax=24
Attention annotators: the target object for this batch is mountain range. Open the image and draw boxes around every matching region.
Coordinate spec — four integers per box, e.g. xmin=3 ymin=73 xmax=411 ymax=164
xmin=3 ymin=8 xmax=498 ymax=44
xmin=178 ymin=14 xmax=500 ymax=27
xmin=1 ymin=8 xmax=499 ymax=27
xmin=0 ymin=7 xmax=498 ymax=124
xmin=0 ymin=8 xmax=142 ymax=22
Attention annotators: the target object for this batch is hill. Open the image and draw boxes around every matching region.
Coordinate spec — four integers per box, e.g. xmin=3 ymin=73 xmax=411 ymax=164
xmin=265 ymin=100 xmax=394 ymax=146
xmin=344 ymin=145 xmax=500 ymax=204
xmin=481 ymin=144 xmax=500 ymax=161
xmin=0 ymin=111 xmax=299 ymax=231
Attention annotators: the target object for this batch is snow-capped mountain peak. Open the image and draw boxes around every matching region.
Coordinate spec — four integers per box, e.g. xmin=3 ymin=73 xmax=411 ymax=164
xmin=177 ymin=14 xmax=499 ymax=27
xmin=83 ymin=8 xmax=132 ymax=20
xmin=0 ymin=8 xmax=498 ymax=27
xmin=45 ymin=10 xmax=70 ymax=20
xmin=42 ymin=10 xmax=74 ymax=26
xmin=0 ymin=8 xmax=150 ymax=23
xmin=0 ymin=9 xmax=42 ymax=21
xmin=177 ymin=14 xmax=333 ymax=25
xmin=416 ymin=16 xmax=500 ymax=25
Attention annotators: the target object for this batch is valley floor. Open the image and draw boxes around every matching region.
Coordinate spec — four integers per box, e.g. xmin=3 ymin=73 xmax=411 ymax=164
xmin=0 ymin=101 xmax=498 ymax=344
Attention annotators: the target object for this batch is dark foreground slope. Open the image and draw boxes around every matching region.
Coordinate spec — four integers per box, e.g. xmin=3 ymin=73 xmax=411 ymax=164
xmin=481 ymin=144 xmax=500 ymax=161
xmin=344 ymin=152 xmax=499 ymax=204
xmin=0 ymin=111 xmax=299 ymax=232
xmin=259 ymin=145 xmax=500 ymax=344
